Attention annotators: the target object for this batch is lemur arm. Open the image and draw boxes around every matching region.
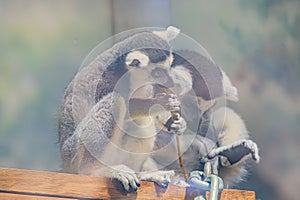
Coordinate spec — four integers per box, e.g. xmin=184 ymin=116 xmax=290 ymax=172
xmin=128 ymin=98 xmax=158 ymax=117
xmin=204 ymin=106 xmax=260 ymax=186
xmin=60 ymin=93 xmax=116 ymax=172
xmin=129 ymin=93 xmax=180 ymax=119
xmin=61 ymin=92 xmax=142 ymax=192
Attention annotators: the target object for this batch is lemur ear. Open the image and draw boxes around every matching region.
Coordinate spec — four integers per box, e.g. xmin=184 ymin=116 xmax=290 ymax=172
xmin=153 ymin=26 xmax=180 ymax=42
xmin=221 ymin=70 xmax=239 ymax=102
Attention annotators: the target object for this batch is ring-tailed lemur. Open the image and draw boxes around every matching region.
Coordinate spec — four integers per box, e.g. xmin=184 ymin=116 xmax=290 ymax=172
xmin=150 ymin=50 xmax=260 ymax=187
xmin=58 ymin=27 xmax=182 ymax=192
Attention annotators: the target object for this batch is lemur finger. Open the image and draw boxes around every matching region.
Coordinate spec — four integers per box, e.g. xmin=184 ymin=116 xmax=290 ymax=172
xmin=167 ymin=99 xmax=180 ymax=111
xmin=152 ymin=170 xmax=174 ymax=188
xmin=155 ymin=93 xmax=166 ymax=99
xmin=133 ymin=173 xmax=141 ymax=187
xmin=128 ymin=176 xmax=138 ymax=191
xmin=168 ymin=97 xmax=180 ymax=104
xmin=173 ymin=113 xmax=181 ymax=120
xmin=124 ymin=172 xmax=139 ymax=192
xmin=242 ymin=140 xmax=260 ymax=162
xmin=172 ymin=117 xmax=186 ymax=125
xmin=116 ymin=175 xmax=130 ymax=192
xmin=170 ymin=124 xmax=186 ymax=134
xmin=155 ymin=93 xmax=180 ymax=111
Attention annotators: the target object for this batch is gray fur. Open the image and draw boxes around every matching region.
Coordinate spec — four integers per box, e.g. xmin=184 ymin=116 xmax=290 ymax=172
xmin=153 ymin=132 xmax=219 ymax=182
xmin=58 ymin=28 xmax=182 ymax=191
xmin=61 ymin=92 xmax=115 ymax=172
xmin=171 ymin=50 xmax=224 ymax=100
xmin=58 ymin=28 xmax=259 ymax=190
xmin=58 ymin=30 xmax=172 ymax=148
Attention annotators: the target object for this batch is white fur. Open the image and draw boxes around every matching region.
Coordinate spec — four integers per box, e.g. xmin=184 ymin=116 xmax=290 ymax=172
xmin=150 ymin=106 xmax=259 ymax=187
xmin=169 ymin=66 xmax=193 ymax=95
xmin=212 ymin=107 xmax=249 ymax=145
xmin=153 ymin=26 xmax=180 ymax=42
xmin=125 ymin=51 xmax=149 ymax=68
xmin=221 ymin=70 xmax=239 ymax=102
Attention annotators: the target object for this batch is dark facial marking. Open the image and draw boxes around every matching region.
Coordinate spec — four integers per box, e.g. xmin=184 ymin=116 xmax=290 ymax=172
xmin=143 ymin=48 xmax=169 ymax=63
xmin=129 ymin=59 xmax=141 ymax=67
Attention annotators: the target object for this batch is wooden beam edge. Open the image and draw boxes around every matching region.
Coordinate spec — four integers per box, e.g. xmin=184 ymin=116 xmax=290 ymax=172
xmin=0 ymin=168 xmax=255 ymax=199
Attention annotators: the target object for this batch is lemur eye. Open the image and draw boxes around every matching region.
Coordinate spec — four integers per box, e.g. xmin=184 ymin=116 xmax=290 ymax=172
xmin=129 ymin=59 xmax=141 ymax=67
xmin=126 ymin=50 xmax=149 ymax=68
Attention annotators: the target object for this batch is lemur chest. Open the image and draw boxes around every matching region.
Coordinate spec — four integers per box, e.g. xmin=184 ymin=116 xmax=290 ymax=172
xmin=123 ymin=115 xmax=156 ymax=136
xmin=121 ymin=116 xmax=156 ymax=153
xmin=121 ymin=136 xmax=155 ymax=153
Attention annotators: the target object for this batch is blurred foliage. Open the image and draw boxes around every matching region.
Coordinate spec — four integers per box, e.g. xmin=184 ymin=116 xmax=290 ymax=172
xmin=0 ymin=0 xmax=299 ymax=199
xmin=0 ymin=0 xmax=112 ymax=170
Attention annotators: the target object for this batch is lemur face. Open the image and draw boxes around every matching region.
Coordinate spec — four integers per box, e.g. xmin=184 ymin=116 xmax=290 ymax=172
xmin=125 ymin=49 xmax=173 ymax=84
xmin=124 ymin=49 xmax=174 ymax=99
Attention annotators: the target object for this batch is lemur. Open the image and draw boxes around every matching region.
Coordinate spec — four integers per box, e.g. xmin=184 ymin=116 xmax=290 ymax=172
xmin=58 ymin=27 xmax=182 ymax=191
xmin=150 ymin=50 xmax=260 ymax=187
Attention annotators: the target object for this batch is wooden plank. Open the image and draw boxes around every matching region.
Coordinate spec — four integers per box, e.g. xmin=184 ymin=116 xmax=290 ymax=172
xmin=0 ymin=192 xmax=75 ymax=200
xmin=0 ymin=168 xmax=255 ymax=199
xmin=206 ymin=189 xmax=256 ymax=200
xmin=137 ymin=181 xmax=186 ymax=199
xmin=0 ymin=168 xmax=112 ymax=199
xmin=0 ymin=168 xmax=187 ymax=199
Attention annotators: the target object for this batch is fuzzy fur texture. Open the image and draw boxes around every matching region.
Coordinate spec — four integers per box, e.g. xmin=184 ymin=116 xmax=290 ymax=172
xmin=58 ymin=27 xmax=182 ymax=191
xmin=150 ymin=49 xmax=260 ymax=188
xmin=210 ymin=107 xmax=259 ymax=186
xmin=59 ymin=27 xmax=259 ymax=190
xmin=58 ymin=29 xmax=174 ymax=164
xmin=151 ymin=106 xmax=259 ymax=187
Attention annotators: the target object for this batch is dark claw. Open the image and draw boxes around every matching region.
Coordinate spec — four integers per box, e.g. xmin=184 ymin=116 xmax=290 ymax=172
xmin=160 ymin=181 xmax=169 ymax=188
xmin=133 ymin=186 xmax=137 ymax=192
xmin=165 ymin=116 xmax=174 ymax=132
xmin=125 ymin=186 xmax=131 ymax=193
xmin=154 ymin=181 xmax=167 ymax=188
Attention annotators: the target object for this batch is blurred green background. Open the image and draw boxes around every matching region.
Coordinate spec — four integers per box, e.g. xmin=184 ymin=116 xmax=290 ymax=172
xmin=0 ymin=0 xmax=299 ymax=199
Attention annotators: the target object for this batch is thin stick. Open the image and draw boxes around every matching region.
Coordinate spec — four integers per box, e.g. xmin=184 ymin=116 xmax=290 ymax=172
xmin=164 ymin=88 xmax=188 ymax=181
xmin=176 ymin=135 xmax=188 ymax=181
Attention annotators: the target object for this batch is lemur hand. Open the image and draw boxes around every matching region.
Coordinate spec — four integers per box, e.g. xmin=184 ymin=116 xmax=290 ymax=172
xmin=165 ymin=113 xmax=187 ymax=135
xmin=155 ymin=93 xmax=180 ymax=112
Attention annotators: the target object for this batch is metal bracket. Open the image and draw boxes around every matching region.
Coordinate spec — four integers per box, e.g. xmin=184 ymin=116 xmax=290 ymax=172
xmin=188 ymin=162 xmax=223 ymax=200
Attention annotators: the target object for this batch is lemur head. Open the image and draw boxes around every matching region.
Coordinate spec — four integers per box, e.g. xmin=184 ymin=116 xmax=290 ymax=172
xmin=96 ymin=26 xmax=180 ymax=101
xmin=170 ymin=50 xmax=239 ymax=114
xmin=107 ymin=26 xmax=179 ymax=78
xmin=119 ymin=48 xmax=175 ymax=99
